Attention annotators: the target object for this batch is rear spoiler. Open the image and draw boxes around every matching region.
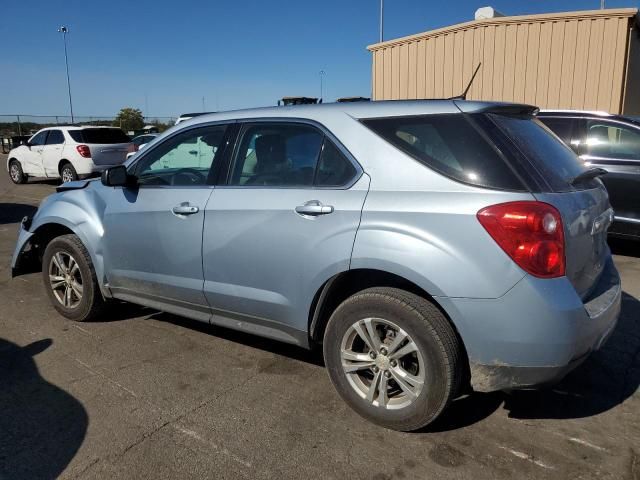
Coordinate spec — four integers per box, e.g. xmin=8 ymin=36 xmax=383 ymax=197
xmin=454 ymin=100 xmax=539 ymax=116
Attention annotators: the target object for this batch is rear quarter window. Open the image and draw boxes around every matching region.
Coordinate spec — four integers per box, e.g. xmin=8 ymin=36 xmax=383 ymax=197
xmin=362 ymin=114 xmax=525 ymax=191
xmin=70 ymin=128 xmax=131 ymax=144
xmin=490 ymin=114 xmax=587 ymax=191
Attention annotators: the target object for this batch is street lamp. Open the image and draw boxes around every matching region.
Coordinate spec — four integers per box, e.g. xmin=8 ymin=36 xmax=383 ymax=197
xmin=379 ymin=0 xmax=384 ymax=42
xmin=319 ymin=70 xmax=325 ymax=101
xmin=58 ymin=26 xmax=74 ymax=123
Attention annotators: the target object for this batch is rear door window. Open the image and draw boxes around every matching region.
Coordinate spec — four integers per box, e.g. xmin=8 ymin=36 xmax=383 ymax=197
xmin=71 ymin=128 xmax=131 ymax=144
xmin=362 ymin=114 xmax=525 ymax=190
xmin=45 ymin=130 xmax=65 ymax=145
xmin=489 ymin=114 xmax=587 ymax=191
xmin=315 ymin=140 xmax=357 ymax=187
xmin=230 ymin=123 xmax=323 ymax=187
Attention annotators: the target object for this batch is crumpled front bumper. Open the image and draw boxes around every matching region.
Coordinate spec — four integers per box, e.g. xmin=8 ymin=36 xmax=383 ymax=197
xmin=11 ymin=217 xmax=35 ymax=277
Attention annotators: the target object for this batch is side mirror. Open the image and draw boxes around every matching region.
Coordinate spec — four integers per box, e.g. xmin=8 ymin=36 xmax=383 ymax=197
xmin=101 ymin=165 xmax=133 ymax=187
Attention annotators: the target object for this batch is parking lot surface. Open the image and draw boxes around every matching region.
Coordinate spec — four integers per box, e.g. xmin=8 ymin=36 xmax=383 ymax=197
xmin=1 ymin=153 xmax=639 ymax=480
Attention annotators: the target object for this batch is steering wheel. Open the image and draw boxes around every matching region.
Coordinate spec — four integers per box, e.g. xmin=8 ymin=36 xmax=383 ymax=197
xmin=171 ymin=168 xmax=206 ymax=186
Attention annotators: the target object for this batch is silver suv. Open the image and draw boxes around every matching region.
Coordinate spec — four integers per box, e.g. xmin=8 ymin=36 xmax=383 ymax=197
xmin=12 ymin=101 xmax=621 ymax=431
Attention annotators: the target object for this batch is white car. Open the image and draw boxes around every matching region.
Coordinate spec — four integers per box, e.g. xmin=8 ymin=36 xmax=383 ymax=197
xmin=6 ymin=126 xmax=133 ymax=184
xmin=126 ymin=133 xmax=158 ymax=160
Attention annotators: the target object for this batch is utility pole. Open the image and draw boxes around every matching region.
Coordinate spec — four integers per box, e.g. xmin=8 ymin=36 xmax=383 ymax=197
xmin=600 ymin=0 xmax=605 ymax=9
xmin=319 ymin=70 xmax=325 ymax=101
xmin=379 ymin=0 xmax=384 ymax=42
xmin=58 ymin=26 xmax=74 ymax=123
xmin=202 ymin=96 xmax=206 ymax=112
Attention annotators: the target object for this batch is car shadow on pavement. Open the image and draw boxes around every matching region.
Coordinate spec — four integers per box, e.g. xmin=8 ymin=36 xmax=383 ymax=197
xmin=150 ymin=311 xmax=325 ymax=367
xmin=0 ymin=338 xmax=88 ymax=479
xmin=503 ymin=291 xmax=640 ymax=420
xmin=98 ymin=291 xmax=639 ymax=432
xmin=0 ymin=203 xmax=37 ymax=225
xmin=430 ymin=291 xmax=640 ymax=432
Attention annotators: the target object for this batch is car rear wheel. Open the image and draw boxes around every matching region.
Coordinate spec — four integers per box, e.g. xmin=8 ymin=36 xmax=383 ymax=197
xmin=42 ymin=234 xmax=105 ymax=321
xmin=60 ymin=162 xmax=78 ymax=183
xmin=323 ymin=287 xmax=463 ymax=431
xmin=9 ymin=160 xmax=27 ymax=184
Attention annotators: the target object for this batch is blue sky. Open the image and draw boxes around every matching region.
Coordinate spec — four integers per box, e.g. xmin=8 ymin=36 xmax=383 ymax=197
xmin=1 ymin=0 xmax=637 ymax=117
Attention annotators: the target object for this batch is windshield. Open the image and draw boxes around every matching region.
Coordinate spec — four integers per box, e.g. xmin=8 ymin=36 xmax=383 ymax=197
xmin=489 ymin=114 xmax=588 ymax=191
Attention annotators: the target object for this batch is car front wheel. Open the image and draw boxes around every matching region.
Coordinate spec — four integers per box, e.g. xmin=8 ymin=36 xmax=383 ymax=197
xmin=323 ymin=287 xmax=463 ymax=431
xmin=42 ymin=234 xmax=105 ymax=321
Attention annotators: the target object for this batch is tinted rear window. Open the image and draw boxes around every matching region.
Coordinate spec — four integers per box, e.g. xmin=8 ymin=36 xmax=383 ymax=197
xmin=362 ymin=114 xmax=525 ymax=190
xmin=68 ymin=128 xmax=131 ymax=144
xmin=490 ymin=114 xmax=587 ymax=191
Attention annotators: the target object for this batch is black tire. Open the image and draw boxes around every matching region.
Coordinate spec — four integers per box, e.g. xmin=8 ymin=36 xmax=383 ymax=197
xmin=8 ymin=160 xmax=27 ymax=184
xmin=323 ymin=287 xmax=462 ymax=431
xmin=60 ymin=162 xmax=78 ymax=183
xmin=42 ymin=234 xmax=105 ymax=322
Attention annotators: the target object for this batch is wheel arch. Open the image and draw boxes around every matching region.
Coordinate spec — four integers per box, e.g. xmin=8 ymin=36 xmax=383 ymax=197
xmin=308 ymin=268 xmax=471 ymax=391
xmin=14 ymin=213 xmax=110 ymax=298
xmin=58 ymin=159 xmax=72 ymax=173
xmin=310 ymin=268 xmax=451 ymax=341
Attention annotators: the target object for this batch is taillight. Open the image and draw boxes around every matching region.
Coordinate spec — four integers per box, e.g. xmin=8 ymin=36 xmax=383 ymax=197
xmin=76 ymin=145 xmax=91 ymax=158
xmin=477 ymin=201 xmax=565 ymax=278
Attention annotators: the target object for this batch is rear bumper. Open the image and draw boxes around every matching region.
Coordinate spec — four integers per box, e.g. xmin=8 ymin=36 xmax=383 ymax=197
xmin=438 ymin=257 xmax=621 ymax=392
xmin=75 ymin=162 xmax=122 ymax=176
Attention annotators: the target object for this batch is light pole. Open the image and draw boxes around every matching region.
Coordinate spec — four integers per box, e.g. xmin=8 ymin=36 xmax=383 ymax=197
xmin=600 ymin=0 xmax=605 ymax=8
xmin=319 ymin=70 xmax=325 ymax=101
xmin=379 ymin=0 xmax=384 ymax=42
xmin=58 ymin=26 xmax=74 ymax=123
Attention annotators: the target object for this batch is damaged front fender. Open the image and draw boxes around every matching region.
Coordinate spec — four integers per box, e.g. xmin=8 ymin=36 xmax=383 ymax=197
xmin=11 ymin=223 xmax=35 ymax=277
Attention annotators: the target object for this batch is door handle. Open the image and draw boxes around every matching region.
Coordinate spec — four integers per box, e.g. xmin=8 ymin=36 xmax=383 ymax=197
xmin=295 ymin=200 xmax=334 ymax=217
xmin=172 ymin=203 xmax=199 ymax=215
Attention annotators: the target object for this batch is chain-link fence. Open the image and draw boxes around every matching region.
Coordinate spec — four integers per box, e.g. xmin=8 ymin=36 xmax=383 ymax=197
xmin=0 ymin=114 xmax=177 ymax=137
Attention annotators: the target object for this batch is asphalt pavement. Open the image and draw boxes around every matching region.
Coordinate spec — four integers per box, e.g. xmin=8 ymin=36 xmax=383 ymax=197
xmin=0 ymin=153 xmax=639 ymax=479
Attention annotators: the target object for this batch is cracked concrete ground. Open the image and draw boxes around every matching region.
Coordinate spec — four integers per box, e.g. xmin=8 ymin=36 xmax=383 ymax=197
xmin=0 ymin=153 xmax=639 ymax=479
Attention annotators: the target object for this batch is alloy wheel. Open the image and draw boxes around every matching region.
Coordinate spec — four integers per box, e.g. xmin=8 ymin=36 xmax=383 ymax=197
xmin=340 ymin=317 xmax=425 ymax=410
xmin=9 ymin=163 xmax=21 ymax=182
xmin=61 ymin=168 xmax=74 ymax=183
xmin=48 ymin=251 xmax=83 ymax=309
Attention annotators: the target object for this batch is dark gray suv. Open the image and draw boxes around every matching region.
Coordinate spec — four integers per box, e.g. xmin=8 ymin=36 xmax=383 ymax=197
xmin=538 ymin=111 xmax=640 ymax=239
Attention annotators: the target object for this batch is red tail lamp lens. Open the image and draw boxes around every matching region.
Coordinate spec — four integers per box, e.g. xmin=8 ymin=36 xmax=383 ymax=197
xmin=477 ymin=201 xmax=565 ymax=278
xmin=76 ymin=145 xmax=91 ymax=158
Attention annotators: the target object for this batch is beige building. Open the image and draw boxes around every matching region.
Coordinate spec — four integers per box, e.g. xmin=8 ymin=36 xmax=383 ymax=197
xmin=368 ymin=8 xmax=640 ymax=114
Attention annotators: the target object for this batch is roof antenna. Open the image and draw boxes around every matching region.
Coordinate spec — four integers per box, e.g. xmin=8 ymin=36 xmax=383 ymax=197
xmin=448 ymin=62 xmax=482 ymax=100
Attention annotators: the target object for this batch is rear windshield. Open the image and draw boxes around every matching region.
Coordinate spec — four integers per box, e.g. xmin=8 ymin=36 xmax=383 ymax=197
xmin=362 ymin=114 xmax=525 ymax=190
xmin=68 ymin=128 xmax=131 ymax=144
xmin=489 ymin=114 xmax=587 ymax=191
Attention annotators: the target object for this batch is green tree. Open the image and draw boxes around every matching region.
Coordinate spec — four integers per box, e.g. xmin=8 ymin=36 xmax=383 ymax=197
xmin=113 ymin=107 xmax=144 ymax=132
